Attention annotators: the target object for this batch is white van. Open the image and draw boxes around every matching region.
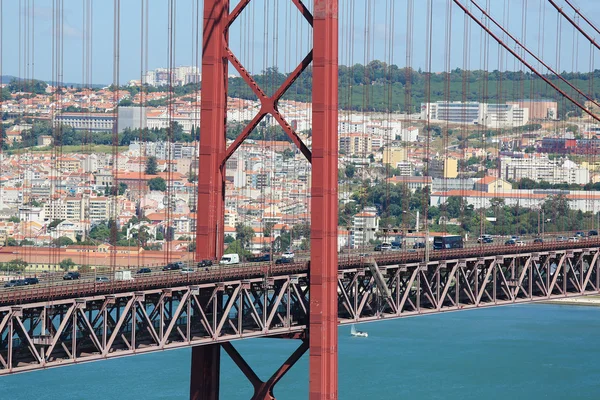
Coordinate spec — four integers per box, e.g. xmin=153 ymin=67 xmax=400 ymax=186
xmin=219 ymin=254 xmax=240 ymax=265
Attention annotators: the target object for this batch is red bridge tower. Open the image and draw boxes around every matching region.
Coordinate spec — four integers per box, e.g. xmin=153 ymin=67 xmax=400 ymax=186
xmin=194 ymin=0 xmax=339 ymax=399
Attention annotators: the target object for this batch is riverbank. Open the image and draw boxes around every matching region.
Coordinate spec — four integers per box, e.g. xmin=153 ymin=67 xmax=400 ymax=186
xmin=542 ymin=295 xmax=600 ymax=307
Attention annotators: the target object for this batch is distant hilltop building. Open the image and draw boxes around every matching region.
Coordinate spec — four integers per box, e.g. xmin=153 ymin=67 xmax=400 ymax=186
xmin=507 ymin=99 xmax=558 ymax=120
xmin=420 ymin=101 xmax=535 ymax=128
xmin=131 ymin=66 xmax=201 ymax=87
xmin=500 ymin=155 xmax=589 ymax=185
xmin=584 ymin=101 xmax=600 ymax=121
xmin=53 ymin=107 xmax=199 ymax=135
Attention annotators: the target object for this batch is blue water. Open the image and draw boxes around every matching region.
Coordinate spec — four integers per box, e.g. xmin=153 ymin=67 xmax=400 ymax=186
xmin=2 ymin=304 xmax=600 ymax=399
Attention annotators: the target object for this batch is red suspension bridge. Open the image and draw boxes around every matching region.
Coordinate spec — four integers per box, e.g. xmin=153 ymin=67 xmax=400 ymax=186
xmin=1 ymin=0 xmax=600 ymax=399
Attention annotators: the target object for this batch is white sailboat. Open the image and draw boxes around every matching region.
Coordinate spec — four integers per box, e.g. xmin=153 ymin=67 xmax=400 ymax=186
xmin=350 ymin=324 xmax=368 ymax=338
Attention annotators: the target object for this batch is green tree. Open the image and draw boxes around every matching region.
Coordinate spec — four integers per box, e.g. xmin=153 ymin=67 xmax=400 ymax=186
xmin=292 ymin=224 xmax=311 ymax=239
xmin=187 ymin=171 xmax=197 ymax=183
xmin=89 ymin=222 xmax=111 ymax=242
xmin=48 ymin=219 xmax=64 ymax=229
xmin=53 ymin=236 xmax=74 ymax=248
xmin=282 ymin=148 xmax=295 ymax=160
xmin=6 ymin=258 xmax=28 ymax=272
xmin=8 ymin=216 xmax=19 ymax=223
xmin=300 ymin=238 xmax=310 ymax=250
xmin=345 ymin=164 xmax=356 ymax=179
xmin=5 ymin=237 xmax=18 ymax=246
xmin=277 ymin=228 xmax=292 ymax=252
xmin=145 ymin=156 xmax=158 ymax=175
xmin=59 ymin=258 xmax=76 ymax=271
xmin=263 ymin=222 xmax=275 ymax=238
xmin=225 ymin=240 xmax=249 ymax=257
xmin=118 ymin=182 xmax=128 ymax=195
xmin=148 ymin=177 xmax=167 ymax=191
xmin=8 ymin=78 xmax=48 ymax=94
xmin=235 ymin=223 xmax=255 ymax=252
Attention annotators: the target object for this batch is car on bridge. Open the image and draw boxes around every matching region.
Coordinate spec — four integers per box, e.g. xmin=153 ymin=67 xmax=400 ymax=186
xmin=515 ymin=240 xmax=526 ymax=246
xmin=589 ymin=230 xmax=598 ymax=236
xmin=198 ymin=259 xmax=213 ymax=268
xmin=556 ymin=236 xmax=567 ymax=242
xmin=63 ymin=272 xmax=80 ymax=280
xmin=576 ymin=231 xmax=586 ymax=238
xmin=23 ymin=277 xmax=39 ymax=285
xmin=163 ymin=262 xmax=184 ymax=271
xmin=534 ymin=238 xmax=544 ymax=244
xmin=568 ymin=237 xmax=580 ymax=243
xmin=180 ymin=267 xmax=196 ymax=274
xmin=380 ymin=243 xmax=392 ymax=251
xmin=219 ymin=254 xmax=240 ymax=265
xmin=4 ymin=279 xmax=26 ymax=288
xmin=136 ymin=267 xmax=152 ymax=274
xmin=282 ymin=251 xmax=295 ymax=259
xmin=504 ymin=239 xmax=516 ymax=246
xmin=247 ymin=254 xmax=271 ymax=262
xmin=96 ymin=276 xmax=110 ymax=283
xmin=413 ymin=242 xmax=426 ymax=249
xmin=477 ymin=235 xmax=493 ymax=244
xmin=275 ymin=258 xmax=293 ymax=265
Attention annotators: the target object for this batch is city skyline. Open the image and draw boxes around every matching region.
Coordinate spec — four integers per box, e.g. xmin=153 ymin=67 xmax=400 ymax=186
xmin=1 ymin=0 xmax=599 ymax=85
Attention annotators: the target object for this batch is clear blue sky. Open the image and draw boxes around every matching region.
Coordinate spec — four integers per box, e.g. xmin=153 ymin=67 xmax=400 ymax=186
xmin=0 ymin=0 xmax=599 ymax=85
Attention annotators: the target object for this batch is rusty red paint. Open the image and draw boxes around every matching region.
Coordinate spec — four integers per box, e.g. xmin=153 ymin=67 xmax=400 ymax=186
xmin=310 ymin=0 xmax=339 ymax=398
xmin=196 ymin=0 xmax=229 ymax=264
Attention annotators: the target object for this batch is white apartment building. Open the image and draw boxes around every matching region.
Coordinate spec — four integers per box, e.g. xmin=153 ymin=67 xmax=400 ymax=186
xmin=431 ymin=189 xmax=600 ymax=214
xmin=117 ymin=107 xmax=199 ymax=135
xmin=480 ymin=104 xmax=529 ymax=128
xmin=143 ymin=66 xmax=201 ymax=87
xmin=396 ymin=161 xmax=415 ymax=176
xmin=54 ymin=113 xmax=115 ymax=132
xmin=398 ymin=126 xmax=419 ymax=142
xmin=88 ymin=197 xmax=113 ymax=222
xmin=44 ymin=196 xmax=116 ymax=223
xmin=352 ymin=207 xmax=380 ymax=249
xmin=421 ymin=101 xmax=530 ymax=127
xmin=500 ymin=156 xmax=590 ymax=185
xmin=18 ymin=207 xmax=45 ymax=224
xmin=421 ymin=101 xmax=480 ymax=124
xmin=339 ymin=133 xmax=372 ymax=156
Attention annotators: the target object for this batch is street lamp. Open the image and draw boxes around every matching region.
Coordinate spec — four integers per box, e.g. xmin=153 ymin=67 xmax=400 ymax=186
xmin=403 ymin=210 xmax=430 ymax=264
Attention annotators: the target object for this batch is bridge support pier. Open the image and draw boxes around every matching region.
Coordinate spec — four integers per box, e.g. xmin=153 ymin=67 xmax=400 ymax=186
xmin=222 ymin=340 xmax=309 ymax=400
xmin=190 ymin=344 xmax=221 ymax=400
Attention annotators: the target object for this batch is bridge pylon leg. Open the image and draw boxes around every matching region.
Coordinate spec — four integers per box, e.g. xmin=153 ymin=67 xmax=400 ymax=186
xmin=190 ymin=344 xmax=221 ymax=400
xmin=221 ymin=340 xmax=309 ymax=400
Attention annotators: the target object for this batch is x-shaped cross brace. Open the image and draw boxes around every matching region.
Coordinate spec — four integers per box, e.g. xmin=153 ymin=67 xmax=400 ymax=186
xmin=221 ymin=0 xmax=314 ymax=166
xmin=222 ymin=340 xmax=309 ymax=400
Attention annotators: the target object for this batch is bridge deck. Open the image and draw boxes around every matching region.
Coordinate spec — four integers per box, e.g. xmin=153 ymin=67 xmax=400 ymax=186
xmin=1 ymin=239 xmax=598 ymax=307
xmin=0 ymin=241 xmax=599 ymax=375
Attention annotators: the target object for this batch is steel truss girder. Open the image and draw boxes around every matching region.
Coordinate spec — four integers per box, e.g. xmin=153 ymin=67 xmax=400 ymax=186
xmin=0 ymin=275 xmax=308 ymax=375
xmin=2 ymin=247 xmax=599 ymax=376
xmin=336 ymin=248 xmax=600 ymax=323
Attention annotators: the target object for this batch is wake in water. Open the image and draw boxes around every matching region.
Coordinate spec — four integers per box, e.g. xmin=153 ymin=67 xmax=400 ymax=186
xmin=350 ymin=324 xmax=368 ymax=338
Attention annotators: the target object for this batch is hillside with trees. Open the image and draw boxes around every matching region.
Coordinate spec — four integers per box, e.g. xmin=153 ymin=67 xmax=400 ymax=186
xmin=228 ymin=63 xmax=600 ymax=117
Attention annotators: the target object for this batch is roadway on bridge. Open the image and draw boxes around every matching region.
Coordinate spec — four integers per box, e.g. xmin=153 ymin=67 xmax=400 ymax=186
xmin=1 ymin=235 xmax=598 ymax=307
